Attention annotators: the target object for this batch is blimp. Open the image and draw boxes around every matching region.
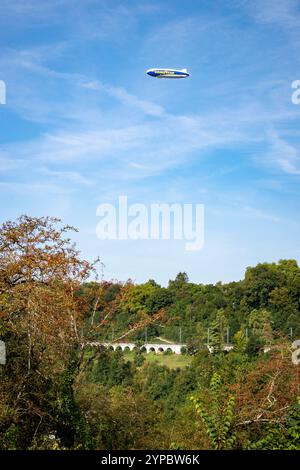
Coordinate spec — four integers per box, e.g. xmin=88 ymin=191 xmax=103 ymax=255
xmin=146 ymin=68 xmax=190 ymax=78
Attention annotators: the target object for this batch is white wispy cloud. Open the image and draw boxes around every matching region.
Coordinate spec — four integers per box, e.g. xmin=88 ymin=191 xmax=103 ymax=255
xmin=0 ymin=0 xmax=163 ymax=46
xmin=82 ymin=80 xmax=166 ymax=117
xmin=0 ymin=181 xmax=68 ymax=194
xmin=241 ymin=204 xmax=282 ymax=223
xmin=2 ymin=57 xmax=300 ymax=187
xmin=267 ymin=131 xmax=300 ymax=176
xmin=248 ymin=0 xmax=300 ymax=28
xmin=0 ymin=0 xmax=71 ymax=22
xmin=1 ymin=10 xmax=300 ymax=201
xmin=0 ymin=151 xmax=25 ymax=172
xmin=39 ymin=167 xmax=95 ymax=186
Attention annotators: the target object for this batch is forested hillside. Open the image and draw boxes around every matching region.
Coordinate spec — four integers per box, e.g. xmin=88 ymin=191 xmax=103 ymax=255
xmin=0 ymin=216 xmax=299 ymax=450
xmin=80 ymin=258 xmax=300 ymax=352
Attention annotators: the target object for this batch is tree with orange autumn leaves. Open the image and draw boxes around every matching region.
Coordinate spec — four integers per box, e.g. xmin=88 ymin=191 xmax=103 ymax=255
xmin=189 ymin=344 xmax=300 ymax=449
xmin=0 ymin=216 xmax=99 ymax=448
xmin=0 ymin=215 xmax=97 ymax=374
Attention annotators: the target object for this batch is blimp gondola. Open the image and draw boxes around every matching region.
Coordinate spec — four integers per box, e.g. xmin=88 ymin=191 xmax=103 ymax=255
xmin=146 ymin=68 xmax=189 ymax=78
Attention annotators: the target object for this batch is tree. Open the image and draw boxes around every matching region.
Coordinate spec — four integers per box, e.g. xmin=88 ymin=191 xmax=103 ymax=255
xmin=0 ymin=215 xmax=96 ymax=448
xmin=233 ymin=329 xmax=248 ymax=353
xmin=0 ymin=215 xmax=95 ymax=371
xmin=268 ymin=287 xmax=299 ymax=335
xmin=173 ymin=272 xmax=189 ymax=284
xmin=74 ymin=383 xmax=163 ymax=449
xmin=191 ymin=373 xmax=236 ymax=449
xmin=247 ymin=308 xmax=273 ymax=349
xmin=243 ymin=262 xmax=283 ymax=309
xmin=250 ymin=398 xmax=300 ymax=450
xmin=209 ymin=309 xmax=229 ymax=353
xmin=233 ymin=344 xmax=299 ymax=446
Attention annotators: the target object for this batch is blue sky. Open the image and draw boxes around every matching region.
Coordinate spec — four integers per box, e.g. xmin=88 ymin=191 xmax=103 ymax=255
xmin=0 ymin=0 xmax=300 ymax=285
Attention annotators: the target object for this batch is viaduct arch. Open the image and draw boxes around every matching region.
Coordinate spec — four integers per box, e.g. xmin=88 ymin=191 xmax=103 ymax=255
xmin=87 ymin=342 xmax=186 ymax=354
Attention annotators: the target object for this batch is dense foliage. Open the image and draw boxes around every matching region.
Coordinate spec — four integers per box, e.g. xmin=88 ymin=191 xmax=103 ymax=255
xmin=0 ymin=216 xmax=299 ymax=449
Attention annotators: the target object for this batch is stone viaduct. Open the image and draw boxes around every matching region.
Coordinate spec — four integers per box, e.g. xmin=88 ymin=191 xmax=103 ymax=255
xmin=87 ymin=342 xmax=186 ymax=354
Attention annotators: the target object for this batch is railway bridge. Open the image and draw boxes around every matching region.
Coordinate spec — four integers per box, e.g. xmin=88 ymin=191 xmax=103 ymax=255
xmin=87 ymin=342 xmax=186 ymax=354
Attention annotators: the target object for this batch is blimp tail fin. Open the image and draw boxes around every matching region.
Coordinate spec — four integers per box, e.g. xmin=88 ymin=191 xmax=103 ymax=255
xmin=181 ymin=68 xmax=188 ymax=73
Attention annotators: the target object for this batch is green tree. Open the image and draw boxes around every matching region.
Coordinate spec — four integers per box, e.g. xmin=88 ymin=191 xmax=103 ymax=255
xmin=248 ymin=308 xmax=273 ymax=347
xmin=191 ymin=373 xmax=236 ymax=449
xmin=209 ymin=309 xmax=229 ymax=353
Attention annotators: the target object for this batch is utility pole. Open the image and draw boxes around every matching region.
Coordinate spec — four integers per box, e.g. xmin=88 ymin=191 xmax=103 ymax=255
xmin=290 ymin=327 xmax=293 ymax=340
xmin=179 ymin=327 xmax=182 ymax=344
xmin=207 ymin=327 xmax=210 ymax=347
